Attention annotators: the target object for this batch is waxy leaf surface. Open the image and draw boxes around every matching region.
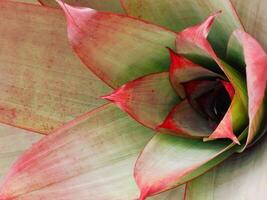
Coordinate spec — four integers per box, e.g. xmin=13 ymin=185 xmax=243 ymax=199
xmin=58 ymin=2 xmax=176 ymax=88
xmin=134 ymin=130 xmax=246 ymax=200
xmin=121 ymin=0 xmax=242 ymax=56
xmin=0 ymin=1 xmax=110 ymax=134
xmin=234 ymin=30 xmax=267 ymax=148
xmin=185 ymin=126 xmax=267 ymax=200
xmin=0 ymin=104 xmax=155 ymax=200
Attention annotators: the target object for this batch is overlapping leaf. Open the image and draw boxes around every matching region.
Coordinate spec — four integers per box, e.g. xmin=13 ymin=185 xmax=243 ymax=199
xmin=0 ymin=104 xmax=155 ymax=200
xmin=185 ymin=125 xmax=267 ymax=200
xmin=57 ymin=1 xmax=176 ymax=88
xmin=0 ymin=124 xmax=42 ymax=180
xmin=176 ymin=13 xmax=248 ymax=142
xmin=103 ymin=72 xmax=180 ymax=130
xmin=121 ymin=0 xmax=243 ymax=56
xmin=231 ymin=0 xmax=267 ymax=50
xmin=134 ymin=128 xmax=248 ymax=200
xmin=0 ymin=1 xmax=111 ymax=134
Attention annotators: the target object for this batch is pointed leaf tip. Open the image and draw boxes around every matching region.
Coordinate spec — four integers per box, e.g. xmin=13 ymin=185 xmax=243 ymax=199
xmin=102 ymin=73 xmax=179 ymax=130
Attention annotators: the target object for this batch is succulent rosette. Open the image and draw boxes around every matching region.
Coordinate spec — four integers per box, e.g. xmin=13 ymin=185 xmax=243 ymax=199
xmin=0 ymin=0 xmax=266 ymax=199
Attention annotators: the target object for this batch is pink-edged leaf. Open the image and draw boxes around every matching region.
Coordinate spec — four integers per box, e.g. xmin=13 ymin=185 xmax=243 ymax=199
xmin=176 ymin=13 xmax=249 ymax=142
xmin=57 ymin=1 xmax=176 ymax=88
xmin=0 ymin=1 xmax=111 ymax=134
xmin=157 ymin=100 xmax=212 ymax=138
xmin=234 ymin=30 xmax=267 ymax=148
xmin=0 ymin=104 xmax=155 ymax=200
xmin=39 ymin=0 xmax=124 ymax=13
xmin=231 ymin=0 xmax=267 ymax=51
xmin=204 ymin=96 xmax=240 ymax=144
xmin=176 ymin=13 xmax=247 ymax=103
xmin=185 ymin=127 xmax=267 ymax=200
xmin=102 ymin=72 xmax=180 ymax=130
xmin=168 ymin=49 xmax=220 ymax=97
xmin=121 ymin=0 xmax=242 ymax=57
xmin=0 ymin=124 xmax=42 ymax=181
xmin=134 ymin=128 xmax=248 ymax=200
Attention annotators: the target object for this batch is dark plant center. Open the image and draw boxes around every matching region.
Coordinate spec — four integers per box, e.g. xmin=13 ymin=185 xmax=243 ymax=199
xmin=212 ymin=87 xmax=231 ymax=122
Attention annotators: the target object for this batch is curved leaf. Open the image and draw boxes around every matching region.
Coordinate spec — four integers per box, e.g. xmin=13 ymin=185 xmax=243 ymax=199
xmin=134 ymin=128 xmax=248 ymax=200
xmin=157 ymin=100 xmax=213 ymax=138
xmin=121 ymin=0 xmax=242 ymax=56
xmin=102 ymin=72 xmax=180 ymax=130
xmin=176 ymin=13 xmax=247 ymax=102
xmin=234 ymin=30 xmax=267 ymax=149
xmin=205 ymin=94 xmax=246 ymax=144
xmin=57 ymin=1 xmax=176 ymax=88
xmin=39 ymin=0 xmax=124 ymax=13
xmin=0 ymin=1 xmax=111 ymax=134
xmin=0 ymin=104 xmax=155 ymax=200
xmin=177 ymin=13 xmax=248 ymax=143
xmin=0 ymin=124 xmax=42 ymax=181
xmin=231 ymin=0 xmax=267 ymax=50
xmin=185 ymin=126 xmax=267 ymax=200
xmin=168 ymin=49 xmax=220 ymax=97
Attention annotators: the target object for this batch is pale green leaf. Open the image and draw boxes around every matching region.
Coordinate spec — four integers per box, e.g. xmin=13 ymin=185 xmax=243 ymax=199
xmin=185 ymin=126 xmax=267 ymax=200
xmin=122 ymin=0 xmax=243 ymax=56
xmin=0 ymin=104 xmax=155 ymax=200
xmin=40 ymin=0 xmax=124 ymax=13
xmin=0 ymin=124 xmax=42 ymax=181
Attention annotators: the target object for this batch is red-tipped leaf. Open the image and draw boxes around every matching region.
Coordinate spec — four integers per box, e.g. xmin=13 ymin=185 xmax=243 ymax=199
xmin=102 ymin=72 xmax=180 ymax=130
xmin=57 ymin=1 xmax=176 ymax=88
xmin=234 ymin=30 xmax=267 ymax=148
xmin=157 ymin=100 xmax=212 ymax=138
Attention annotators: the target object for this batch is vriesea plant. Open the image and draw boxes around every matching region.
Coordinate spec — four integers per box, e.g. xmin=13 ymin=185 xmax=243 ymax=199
xmin=0 ymin=0 xmax=266 ymax=199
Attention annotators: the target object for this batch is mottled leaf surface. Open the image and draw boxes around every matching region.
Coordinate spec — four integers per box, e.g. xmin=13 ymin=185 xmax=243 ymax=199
xmin=0 ymin=1 xmax=111 ymax=134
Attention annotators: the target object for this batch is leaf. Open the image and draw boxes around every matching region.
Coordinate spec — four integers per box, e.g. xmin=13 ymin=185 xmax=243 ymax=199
xmin=157 ymin=100 xmax=213 ymax=138
xmin=0 ymin=104 xmax=155 ymax=200
xmin=103 ymin=72 xmax=180 ymax=130
xmin=176 ymin=13 xmax=248 ymax=143
xmin=234 ymin=30 xmax=267 ymax=149
xmin=204 ymin=94 xmax=247 ymax=144
xmin=176 ymin=13 xmax=247 ymax=102
xmin=231 ymin=0 xmax=267 ymax=51
xmin=0 ymin=1 xmax=111 ymax=134
xmin=185 ymin=125 xmax=267 ymax=200
xmin=134 ymin=128 xmax=248 ymax=200
xmin=150 ymin=185 xmax=185 ymax=200
xmin=57 ymin=1 xmax=176 ymax=88
xmin=0 ymin=124 xmax=42 ymax=181
xmin=39 ymin=0 xmax=124 ymax=13
xmin=121 ymin=0 xmax=242 ymax=57
xmin=12 ymin=0 xmax=39 ymax=4
xmin=168 ymin=48 xmax=220 ymax=97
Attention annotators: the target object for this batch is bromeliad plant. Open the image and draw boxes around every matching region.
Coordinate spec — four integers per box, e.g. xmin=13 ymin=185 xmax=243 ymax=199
xmin=0 ymin=0 xmax=266 ymax=199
